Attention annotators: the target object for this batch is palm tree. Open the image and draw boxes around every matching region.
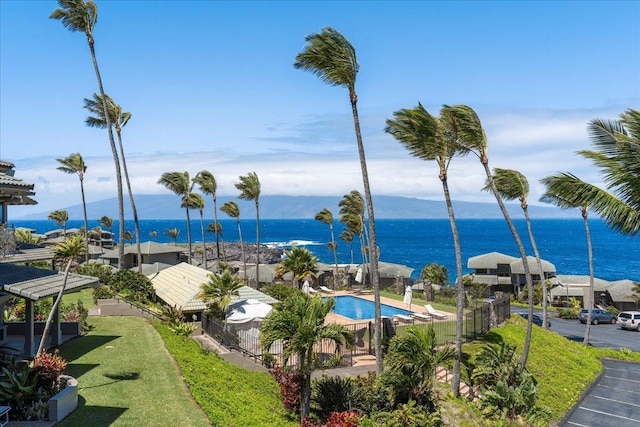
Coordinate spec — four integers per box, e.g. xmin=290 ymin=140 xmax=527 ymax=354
xmin=221 ymin=201 xmax=246 ymax=281
xmin=158 ymin=171 xmax=194 ymax=263
xmin=199 ymin=269 xmax=243 ymax=320
xmin=235 ymin=172 xmax=261 ymax=287
xmin=166 ymin=227 xmax=180 ymax=245
xmin=47 ymin=210 xmax=69 ymax=237
xmin=99 ymin=215 xmax=113 ymax=238
xmin=541 ymin=173 xmax=599 ymax=345
xmin=36 ymin=234 xmax=86 ymax=357
xmin=485 ymin=168 xmax=549 ymax=329
xmin=14 ymin=228 xmax=44 ymax=245
xmin=295 ymin=28 xmax=382 ymax=371
xmin=88 ymin=226 xmax=103 ymax=250
xmin=385 ymin=103 xmax=468 ymax=395
xmin=56 ymin=153 xmax=88 ymax=261
xmin=122 ymin=230 xmax=133 ymax=245
xmin=194 ymin=170 xmax=222 ymax=262
xmin=51 ymin=0 xmax=126 ymax=270
xmin=260 ymin=294 xmax=353 ymax=418
xmin=84 ymin=93 xmax=142 ymax=272
xmin=339 ymin=230 xmax=354 ymax=264
xmin=444 ymin=104 xmax=535 ymax=369
xmin=275 ymin=246 xmax=319 ymax=289
xmin=206 ymin=221 xmax=225 ymax=262
xmin=184 ymin=193 xmax=207 ymax=270
xmin=315 ymin=208 xmax=339 ymax=288
xmin=339 ymin=191 xmax=367 ymax=286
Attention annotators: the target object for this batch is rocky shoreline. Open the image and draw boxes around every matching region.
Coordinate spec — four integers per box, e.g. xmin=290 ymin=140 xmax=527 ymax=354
xmin=180 ymin=242 xmax=284 ymax=265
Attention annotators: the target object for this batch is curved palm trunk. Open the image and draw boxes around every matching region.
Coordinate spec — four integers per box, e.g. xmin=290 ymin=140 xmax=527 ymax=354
xmin=79 ymin=178 xmax=89 ymax=262
xmin=583 ymin=208 xmax=594 ymax=345
xmin=237 ymin=219 xmax=246 ymax=283
xmin=185 ymin=207 xmax=193 ymax=264
xmin=200 ymin=209 xmax=207 ymax=270
xmin=301 ymin=352 xmax=313 ymax=418
xmin=255 ymin=201 xmax=260 ymax=288
xmin=213 ymin=196 xmax=221 ymax=268
xmin=442 ymin=176 xmax=464 ymax=397
xmin=358 ymin=232 xmax=367 ymax=288
xmin=349 ymin=93 xmax=381 ymax=373
xmin=523 ymin=207 xmax=548 ymax=329
xmin=481 ymin=160 xmax=533 ymax=369
xmin=36 ymin=258 xmax=73 ymax=357
xmin=329 ymin=223 xmax=339 ymax=289
xmin=116 ymin=130 xmax=142 ymax=273
xmin=88 ymin=42 xmax=125 ymax=270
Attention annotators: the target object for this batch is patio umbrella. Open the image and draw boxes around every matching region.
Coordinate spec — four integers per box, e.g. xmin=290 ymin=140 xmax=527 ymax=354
xmin=226 ymin=299 xmax=272 ymax=324
xmin=355 ymin=268 xmax=363 ymax=283
xmin=403 ymin=285 xmax=413 ymax=310
xmin=302 ymin=280 xmax=310 ymax=294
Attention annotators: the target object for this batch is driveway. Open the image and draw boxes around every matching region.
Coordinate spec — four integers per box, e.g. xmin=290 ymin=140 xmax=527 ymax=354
xmin=561 ymin=359 xmax=640 ymax=426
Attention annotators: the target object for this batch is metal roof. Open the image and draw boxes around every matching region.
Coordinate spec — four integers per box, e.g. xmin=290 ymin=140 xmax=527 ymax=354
xmin=509 ymin=256 xmax=556 ymax=275
xmin=0 ymin=263 xmax=99 ymax=301
xmin=0 ymin=246 xmax=54 ymax=263
xmin=467 ymin=252 xmax=518 ymax=269
xmin=100 ymin=241 xmax=186 ymax=259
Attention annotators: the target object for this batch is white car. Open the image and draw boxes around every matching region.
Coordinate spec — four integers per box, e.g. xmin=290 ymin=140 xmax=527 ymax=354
xmin=618 ymin=311 xmax=640 ymax=331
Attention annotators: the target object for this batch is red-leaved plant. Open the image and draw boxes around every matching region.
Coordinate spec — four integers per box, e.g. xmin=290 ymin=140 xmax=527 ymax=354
xmin=32 ymin=349 xmax=67 ymax=394
xmin=324 ymin=411 xmax=359 ymax=427
xmin=269 ymin=366 xmax=301 ymax=413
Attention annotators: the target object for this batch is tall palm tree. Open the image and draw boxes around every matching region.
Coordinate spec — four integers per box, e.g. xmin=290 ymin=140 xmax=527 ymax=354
xmin=36 ymin=234 xmax=86 ymax=357
xmin=206 ymin=221 xmax=225 ymax=262
xmin=339 ymin=229 xmax=354 ymax=264
xmin=315 ymin=208 xmax=339 ymax=288
xmin=444 ymin=104 xmax=535 ymax=369
xmin=48 ymin=210 xmax=69 ymax=237
xmin=84 ymin=93 xmax=142 ymax=272
xmin=295 ymin=27 xmax=382 ymax=371
xmin=184 ymin=193 xmax=207 ymax=270
xmin=194 ymin=170 xmax=221 ymax=262
xmin=56 ymin=153 xmax=88 ymax=262
xmin=199 ymin=269 xmax=243 ymax=320
xmin=541 ymin=173 xmax=599 ymax=345
xmin=260 ymin=294 xmax=353 ymax=418
xmin=485 ymin=168 xmax=548 ymax=329
xmin=385 ymin=103 xmax=468 ymax=396
xmin=275 ymin=246 xmax=319 ymax=289
xmin=158 ymin=171 xmax=194 ymax=264
xmin=166 ymin=227 xmax=180 ymax=246
xmin=51 ymin=0 xmax=126 ymax=270
xmin=221 ymin=201 xmax=246 ymax=281
xmin=99 ymin=215 xmax=113 ymax=235
xmin=339 ymin=191 xmax=367 ymax=286
xmin=235 ymin=172 xmax=261 ymax=287
xmin=88 ymin=226 xmax=103 ymax=250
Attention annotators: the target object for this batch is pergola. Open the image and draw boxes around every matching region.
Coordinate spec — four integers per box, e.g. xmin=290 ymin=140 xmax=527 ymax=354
xmin=0 ymin=159 xmax=36 ymax=225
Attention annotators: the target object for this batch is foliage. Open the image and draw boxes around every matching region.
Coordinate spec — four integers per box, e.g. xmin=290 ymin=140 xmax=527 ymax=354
xmin=0 ymin=363 xmax=40 ymax=420
xmin=263 ymin=283 xmax=300 ymax=301
xmin=199 ymin=269 xmax=243 ymax=319
xmin=362 ymin=400 xmax=442 ymax=427
xmin=60 ymin=299 xmax=89 ymax=331
xmin=32 ymin=350 xmax=67 ymax=395
xmin=160 ymin=305 xmax=196 ymax=336
xmin=311 ymin=375 xmax=355 ymax=421
xmin=270 ymin=366 xmax=302 ymax=413
xmin=77 ymin=263 xmax=113 ymax=285
xmin=421 ymin=263 xmax=448 ymax=286
xmin=350 ymin=372 xmax=393 ymax=414
xmin=107 ymin=269 xmax=155 ymax=304
xmin=92 ymin=284 xmax=116 ymax=303
xmin=517 ymin=284 xmax=544 ymax=305
xmin=558 ymin=297 xmax=581 ymax=319
xmin=276 ymin=246 xmax=319 ymax=288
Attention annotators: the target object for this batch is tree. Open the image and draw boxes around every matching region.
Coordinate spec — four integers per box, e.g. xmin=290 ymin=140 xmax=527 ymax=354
xmin=99 ymin=215 xmax=113 ymax=236
xmin=295 ymin=27 xmax=382 ymax=372
xmin=199 ymin=269 xmax=243 ymax=320
xmin=541 ymin=173 xmax=598 ymax=345
xmin=158 ymin=171 xmax=194 ymax=263
xmin=339 ymin=230 xmax=354 ymax=264
xmin=84 ymin=93 xmax=142 ymax=272
xmin=260 ymin=294 xmax=354 ymax=418
xmin=276 ymin=246 xmax=319 ymax=289
xmin=235 ymin=172 xmax=261 ymax=287
xmin=56 ymin=153 xmax=88 ymax=262
xmin=420 ymin=263 xmax=448 ymax=302
xmin=221 ymin=201 xmax=246 ymax=282
xmin=184 ymin=193 xmax=207 ymax=270
xmin=485 ymin=168 xmax=548 ymax=329
xmin=48 ymin=210 xmax=69 ymax=237
xmin=339 ymin=191 xmax=368 ymax=287
xmin=194 ymin=170 xmax=222 ymax=263
xmin=444 ymin=104 xmax=535 ymax=369
xmin=36 ymin=234 xmax=86 ymax=357
xmin=166 ymin=227 xmax=180 ymax=245
xmin=51 ymin=0 xmax=126 ymax=270
xmin=206 ymin=222 xmax=224 ymax=261
xmin=315 ymin=208 xmax=339 ymax=288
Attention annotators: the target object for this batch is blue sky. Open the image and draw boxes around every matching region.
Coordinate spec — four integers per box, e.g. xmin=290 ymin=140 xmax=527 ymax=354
xmin=1 ymin=0 xmax=639 ymax=217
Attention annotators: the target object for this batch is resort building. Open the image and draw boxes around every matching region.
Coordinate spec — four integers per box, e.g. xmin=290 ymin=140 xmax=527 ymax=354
xmin=551 ymin=275 xmax=639 ymax=311
xmin=0 ymin=159 xmax=36 ymax=225
xmin=98 ymin=241 xmax=187 ymax=269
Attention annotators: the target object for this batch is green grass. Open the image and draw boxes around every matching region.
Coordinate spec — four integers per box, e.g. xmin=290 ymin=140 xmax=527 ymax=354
xmin=61 ymin=288 xmax=96 ymax=309
xmin=58 ymin=317 xmax=211 ymax=427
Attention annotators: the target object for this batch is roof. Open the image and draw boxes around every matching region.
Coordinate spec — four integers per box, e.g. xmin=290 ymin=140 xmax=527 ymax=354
xmin=0 ymin=246 xmax=54 ymax=263
xmin=607 ymin=280 xmax=638 ymax=303
xmin=467 ymin=252 xmax=518 ymax=269
xmin=556 ymin=275 xmax=612 ymax=291
xmin=509 ymin=256 xmax=556 ymax=275
xmin=0 ymin=263 xmax=99 ymax=301
xmin=100 ymin=241 xmax=186 ymax=259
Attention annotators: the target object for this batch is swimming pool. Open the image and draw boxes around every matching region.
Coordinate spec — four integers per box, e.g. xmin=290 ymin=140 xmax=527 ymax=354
xmin=330 ymin=295 xmax=413 ymax=321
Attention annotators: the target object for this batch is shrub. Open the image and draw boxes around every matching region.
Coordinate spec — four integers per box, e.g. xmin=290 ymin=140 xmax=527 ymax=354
xmin=93 ymin=285 xmax=116 ymax=303
xmin=311 ymin=375 xmax=355 ymax=420
xmin=77 ymin=263 xmax=113 ymax=285
xmin=108 ymin=270 xmax=155 ymax=304
xmin=0 ymin=363 xmax=40 ymax=420
xmin=324 ymin=411 xmax=359 ymax=427
xmin=350 ymin=372 xmax=392 ymax=414
xmin=263 ymin=283 xmax=299 ymax=301
xmin=32 ymin=350 xmax=67 ymax=395
xmin=269 ymin=366 xmax=302 ymax=413
xmin=363 ymin=400 xmax=441 ymax=427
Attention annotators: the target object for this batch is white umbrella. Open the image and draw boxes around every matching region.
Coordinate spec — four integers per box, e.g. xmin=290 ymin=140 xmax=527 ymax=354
xmin=355 ymin=268 xmax=363 ymax=283
xmin=302 ymin=280 xmax=310 ymax=294
xmin=226 ymin=299 xmax=272 ymax=324
xmin=403 ymin=285 xmax=413 ymax=310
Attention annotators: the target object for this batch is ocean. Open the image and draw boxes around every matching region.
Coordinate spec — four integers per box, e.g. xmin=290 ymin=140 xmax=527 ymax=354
xmin=11 ymin=218 xmax=640 ymax=282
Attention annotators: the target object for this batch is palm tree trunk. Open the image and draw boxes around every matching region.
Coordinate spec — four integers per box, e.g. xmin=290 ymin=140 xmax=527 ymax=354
xmin=36 ymin=258 xmax=72 ymax=357
xmin=200 ymin=210 xmax=207 ymax=270
xmin=583 ymin=208 xmax=594 ymax=345
xmin=88 ymin=42 xmax=125 ymax=270
xmin=330 ymin=223 xmax=339 ymax=289
xmin=349 ymin=92 xmax=382 ymax=374
xmin=237 ymin=219 xmax=246 ymax=283
xmin=524 ymin=207 xmax=548 ymax=329
xmin=213 ymin=196 xmax=221 ymax=267
xmin=255 ymin=201 xmax=260 ymax=289
xmin=442 ymin=176 xmax=463 ymax=397
xmin=116 ymin=131 xmax=142 ymax=273
xmin=80 ymin=178 xmax=89 ymax=263
xmin=185 ymin=207 xmax=193 ymax=264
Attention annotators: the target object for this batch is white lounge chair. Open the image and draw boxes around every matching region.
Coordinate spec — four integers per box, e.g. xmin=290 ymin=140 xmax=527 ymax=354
xmin=308 ymin=286 xmax=319 ymax=294
xmin=424 ymin=304 xmax=448 ymax=320
xmin=319 ymin=286 xmax=335 ymax=294
xmin=411 ymin=312 xmax=432 ymax=321
xmin=393 ymin=314 xmax=414 ymax=324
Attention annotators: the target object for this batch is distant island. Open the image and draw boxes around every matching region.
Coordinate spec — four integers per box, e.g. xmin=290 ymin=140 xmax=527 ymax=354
xmin=15 ymin=194 xmax=578 ymax=220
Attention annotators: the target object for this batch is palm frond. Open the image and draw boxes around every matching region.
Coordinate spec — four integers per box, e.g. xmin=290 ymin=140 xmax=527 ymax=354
xmin=484 ymin=168 xmax=529 ymax=203
xmin=235 ymin=172 xmax=260 ymax=201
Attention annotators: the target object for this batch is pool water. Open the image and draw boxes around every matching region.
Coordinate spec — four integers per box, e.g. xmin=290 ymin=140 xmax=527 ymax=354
xmin=330 ymin=295 xmax=413 ymax=320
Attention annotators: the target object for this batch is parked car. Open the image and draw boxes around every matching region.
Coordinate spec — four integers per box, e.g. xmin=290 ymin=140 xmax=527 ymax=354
xmin=618 ymin=311 xmax=640 ymax=331
xmin=516 ymin=312 xmax=550 ymax=328
xmin=578 ymin=308 xmax=617 ymax=325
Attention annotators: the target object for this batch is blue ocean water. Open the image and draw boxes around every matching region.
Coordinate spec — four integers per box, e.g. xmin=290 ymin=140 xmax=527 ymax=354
xmin=11 ymin=218 xmax=640 ymax=282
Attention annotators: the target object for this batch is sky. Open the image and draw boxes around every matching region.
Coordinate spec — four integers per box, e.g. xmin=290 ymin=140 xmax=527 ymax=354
xmin=1 ymin=0 xmax=639 ymax=218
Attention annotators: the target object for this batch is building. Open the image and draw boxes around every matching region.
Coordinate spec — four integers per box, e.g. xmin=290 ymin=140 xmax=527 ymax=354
xmin=551 ymin=275 xmax=639 ymax=311
xmin=98 ymin=241 xmax=187 ymax=269
xmin=0 ymin=159 xmax=36 ymax=225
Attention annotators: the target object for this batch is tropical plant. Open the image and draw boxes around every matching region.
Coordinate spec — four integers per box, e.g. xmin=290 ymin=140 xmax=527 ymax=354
xmin=166 ymin=227 xmax=180 ymax=245
xmin=276 ymin=246 xmax=319 ymax=289
xmin=107 ymin=269 xmax=155 ymax=304
xmin=51 ymin=0 xmax=125 ymax=269
xmin=199 ymin=269 xmax=243 ymax=320
xmin=0 ymin=364 xmax=40 ymax=415
xmin=47 ymin=210 xmax=69 ymax=237
xmin=315 ymin=208 xmax=339 ymax=288
xmin=444 ymin=104 xmax=534 ymax=368
xmin=295 ymin=27 xmax=382 ymax=371
xmin=77 ymin=262 xmax=113 ymax=285
xmin=88 ymin=226 xmax=103 ymax=250
xmin=184 ymin=193 xmax=206 ymax=269
xmin=339 ymin=230 xmax=354 ymax=264
xmin=36 ymin=234 xmax=86 ymax=357
xmin=158 ymin=171 xmax=194 ymax=263
xmin=260 ymin=294 xmax=354 ymax=417
xmin=485 ymin=168 xmax=548 ymax=329
xmin=420 ymin=263 xmax=448 ymax=302
xmin=84 ymin=92 xmax=142 ymax=272
xmin=12 ymin=228 xmax=43 ymax=245
xmin=56 ymin=152 xmax=89 ymax=261
xmin=99 ymin=215 xmax=113 ymax=236
xmin=221 ymin=201 xmax=246 ymax=281
xmin=206 ymin=222 xmax=224 ymax=261
xmin=236 ymin=172 xmax=261 ymax=286
xmin=31 ymin=349 xmax=67 ymax=395
xmin=122 ymin=230 xmax=133 ymax=245
xmin=311 ymin=375 xmax=355 ymax=421
xmin=194 ymin=170 xmax=222 ymax=263
xmin=339 ymin=191 xmax=368 ymax=286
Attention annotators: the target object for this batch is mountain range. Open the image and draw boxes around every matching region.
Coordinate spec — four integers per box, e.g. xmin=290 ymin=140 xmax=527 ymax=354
xmin=16 ymin=194 xmax=577 ymax=220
